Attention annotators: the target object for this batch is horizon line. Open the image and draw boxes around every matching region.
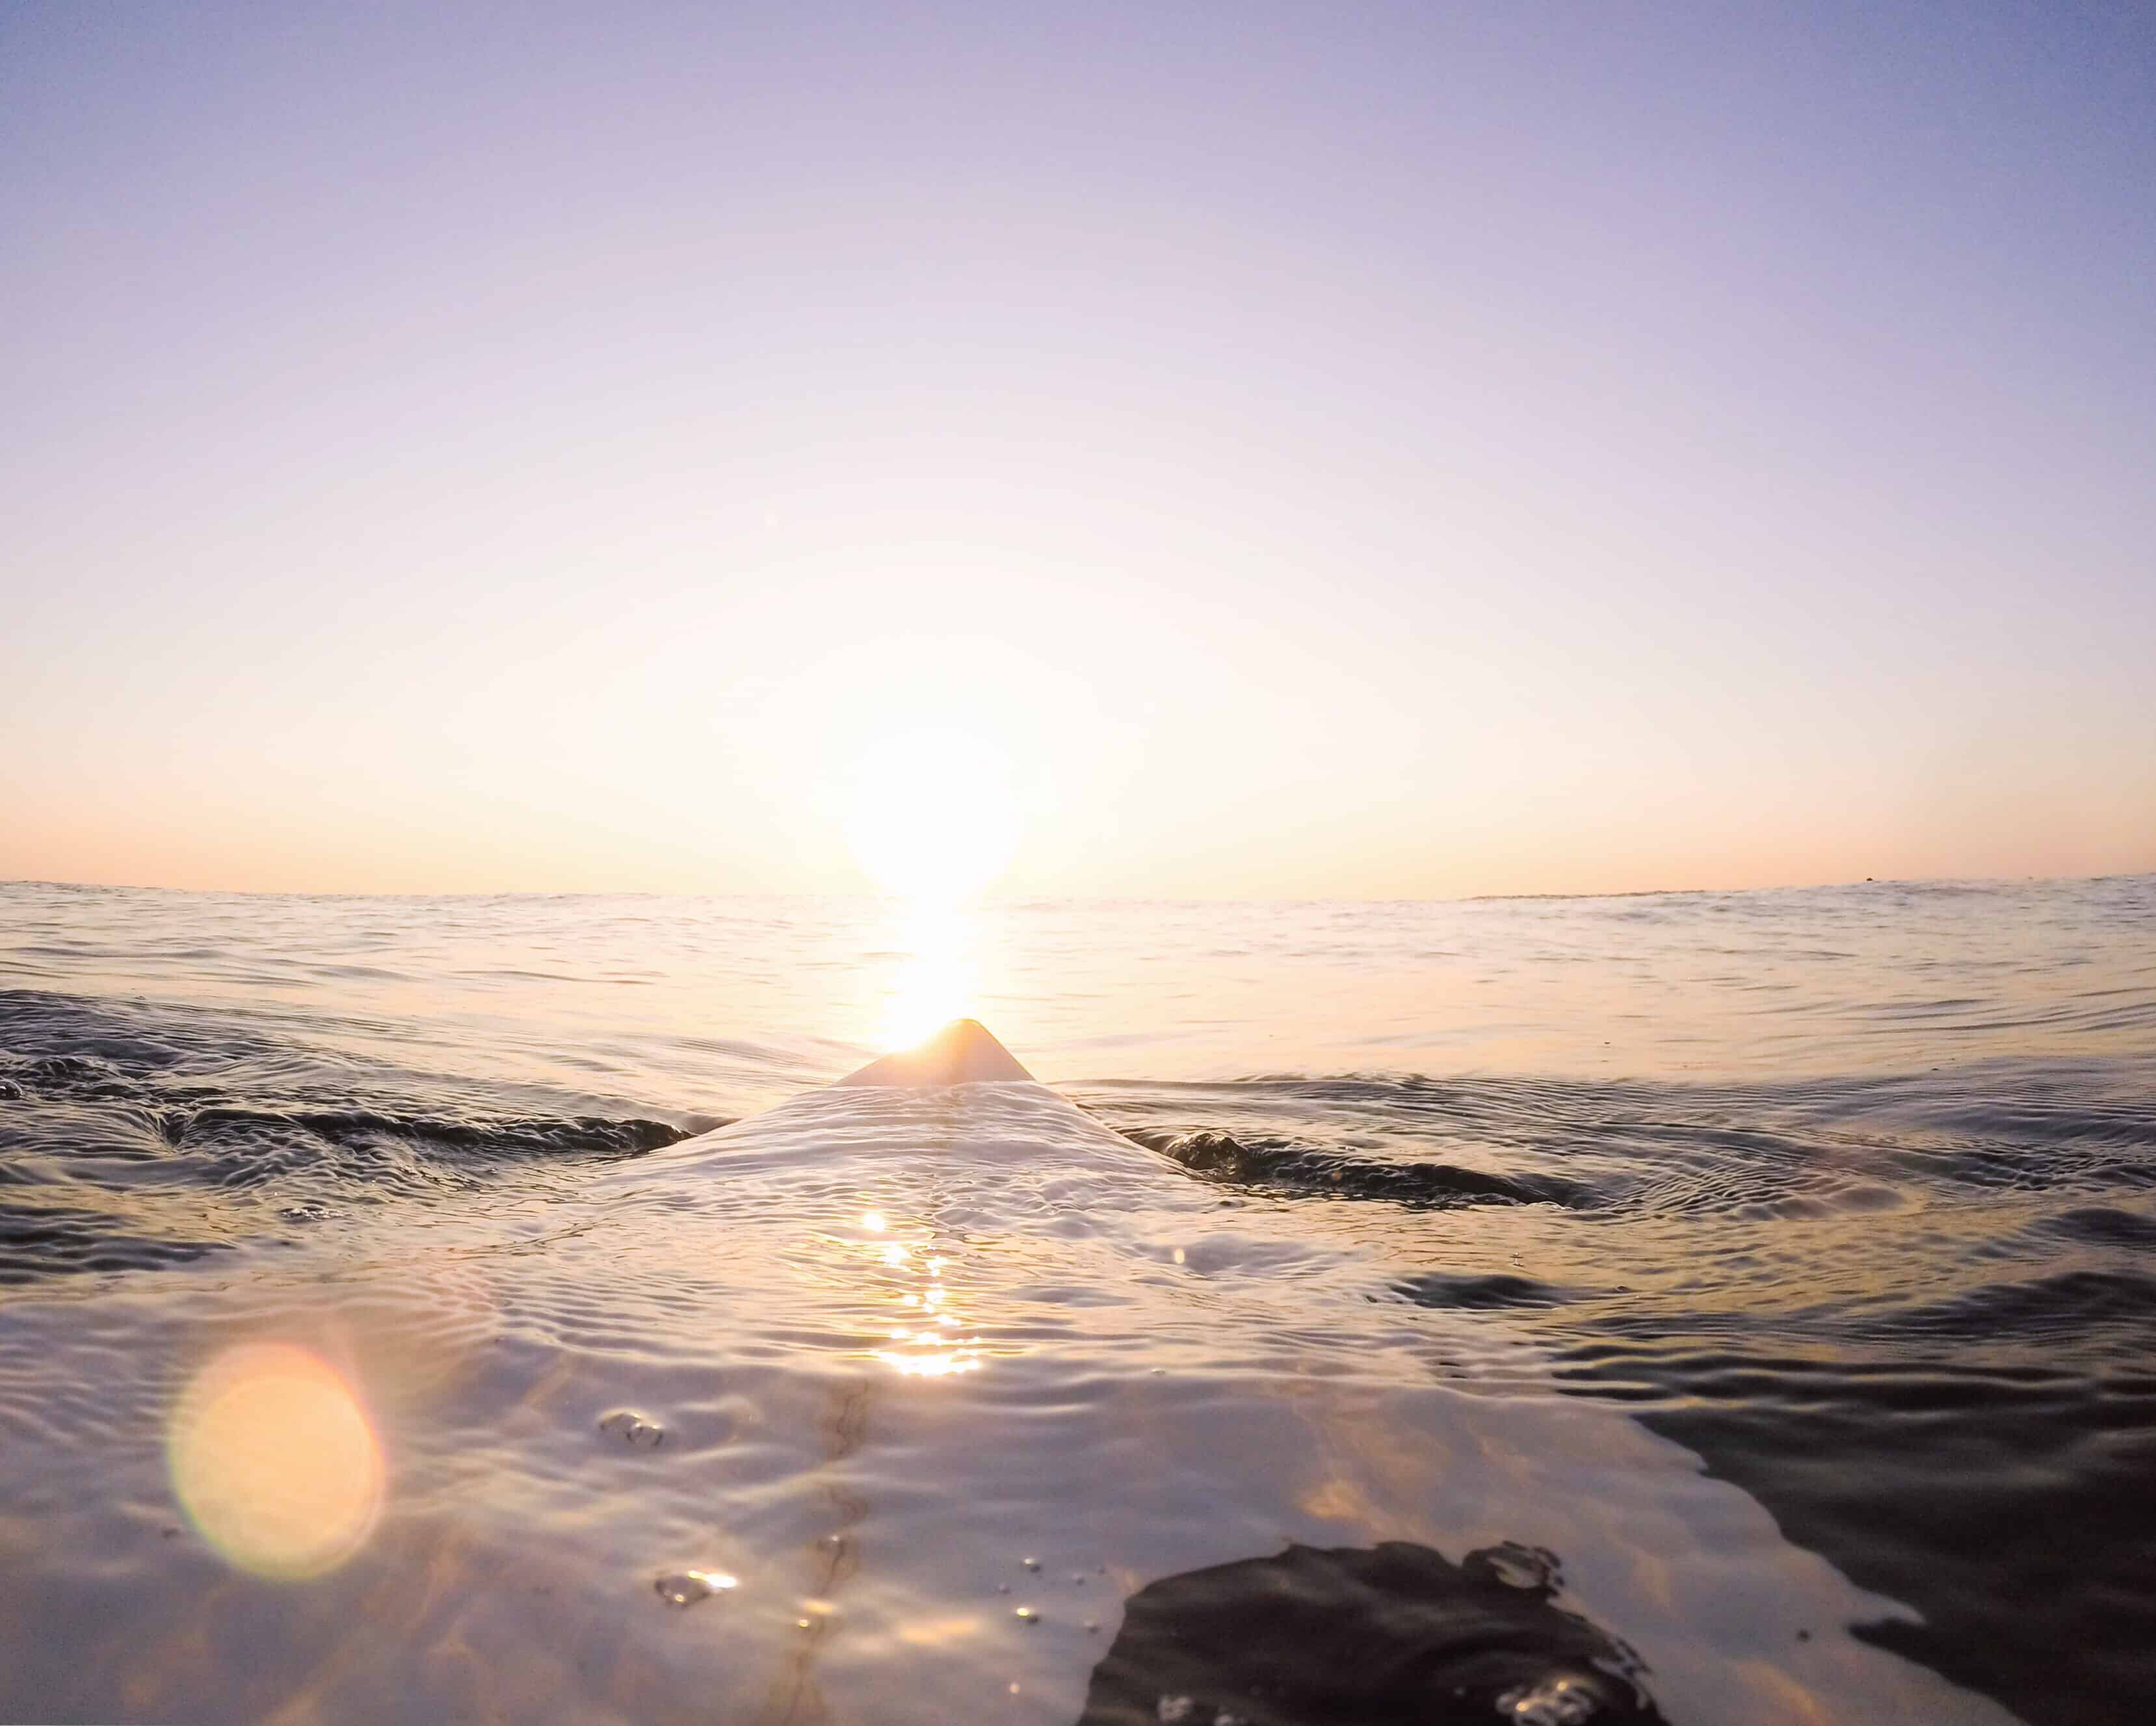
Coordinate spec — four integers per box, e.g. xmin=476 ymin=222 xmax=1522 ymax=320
xmin=3 ymin=865 xmax=2148 ymax=911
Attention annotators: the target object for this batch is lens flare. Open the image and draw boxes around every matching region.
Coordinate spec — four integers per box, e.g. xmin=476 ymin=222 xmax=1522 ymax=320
xmin=168 ymin=1342 xmax=384 ymax=1581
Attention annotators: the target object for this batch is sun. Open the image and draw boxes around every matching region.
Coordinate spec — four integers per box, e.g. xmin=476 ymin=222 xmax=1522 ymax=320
xmin=841 ymin=726 xmax=1023 ymax=902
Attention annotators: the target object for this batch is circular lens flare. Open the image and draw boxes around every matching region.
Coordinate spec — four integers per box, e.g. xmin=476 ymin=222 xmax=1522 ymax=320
xmin=168 ymin=1342 xmax=385 ymax=1581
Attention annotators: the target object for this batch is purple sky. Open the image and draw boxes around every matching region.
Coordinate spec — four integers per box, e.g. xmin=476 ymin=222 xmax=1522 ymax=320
xmin=5 ymin=3 xmax=2152 ymax=896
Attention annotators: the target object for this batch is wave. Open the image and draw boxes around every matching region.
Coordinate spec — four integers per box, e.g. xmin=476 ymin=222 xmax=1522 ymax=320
xmin=0 ymin=995 xmax=696 ymax=1285
xmin=1118 ymin=1126 xmax=1591 ymax=1208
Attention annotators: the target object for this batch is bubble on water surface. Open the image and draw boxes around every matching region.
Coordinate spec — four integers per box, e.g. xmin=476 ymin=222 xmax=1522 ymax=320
xmin=654 ymin=1569 xmax=736 ymax=1608
xmin=1471 ymin=1541 xmax=1561 ymax=1591
xmin=1497 ymin=1672 xmax=1603 ymax=1723
xmin=598 ymin=1409 xmax=665 ymax=1448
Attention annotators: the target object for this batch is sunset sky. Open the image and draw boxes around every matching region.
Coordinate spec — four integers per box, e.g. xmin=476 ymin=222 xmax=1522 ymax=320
xmin=5 ymin=3 xmax=2151 ymax=899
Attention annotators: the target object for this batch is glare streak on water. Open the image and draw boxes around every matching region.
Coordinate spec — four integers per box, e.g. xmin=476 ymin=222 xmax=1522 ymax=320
xmin=0 ymin=874 xmax=2151 ymax=1724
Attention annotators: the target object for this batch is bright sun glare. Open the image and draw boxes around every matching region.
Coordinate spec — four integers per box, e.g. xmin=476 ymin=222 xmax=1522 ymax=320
xmin=841 ymin=726 xmax=1023 ymax=903
xmin=876 ymin=897 xmax=979 ymax=1051
xmin=834 ymin=718 xmax=1027 ymax=1050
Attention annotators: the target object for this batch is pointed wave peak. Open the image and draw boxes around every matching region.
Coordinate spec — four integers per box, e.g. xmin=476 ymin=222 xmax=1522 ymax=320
xmin=836 ymin=1019 xmax=1035 ymax=1088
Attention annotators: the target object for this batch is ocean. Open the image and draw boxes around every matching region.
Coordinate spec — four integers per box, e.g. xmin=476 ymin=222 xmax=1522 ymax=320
xmin=1 ymin=874 xmax=2151 ymax=1723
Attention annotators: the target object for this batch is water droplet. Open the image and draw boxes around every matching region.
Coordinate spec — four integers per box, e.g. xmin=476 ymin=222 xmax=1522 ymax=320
xmin=1473 ymin=1541 xmax=1558 ymax=1591
xmin=1496 ymin=1671 xmax=1602 ymax=1724
xmin=654 ymin=1569 xmax=736 ymax=1608
xmin=599 ymin=1409 xmax=665 ymax=1449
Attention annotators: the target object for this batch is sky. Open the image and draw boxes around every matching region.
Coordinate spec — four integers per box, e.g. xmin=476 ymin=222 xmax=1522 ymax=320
xmin=3 ymin=1 xmax=2152 ymax=900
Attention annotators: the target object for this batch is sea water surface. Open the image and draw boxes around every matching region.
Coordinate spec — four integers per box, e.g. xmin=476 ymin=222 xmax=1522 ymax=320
xmin=0 ymin=876 xmax=2151 ymax=1723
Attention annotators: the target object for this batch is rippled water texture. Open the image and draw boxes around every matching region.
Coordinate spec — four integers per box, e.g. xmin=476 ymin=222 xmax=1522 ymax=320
xmin=0 ymin=876 xmax=2151 ymax=1723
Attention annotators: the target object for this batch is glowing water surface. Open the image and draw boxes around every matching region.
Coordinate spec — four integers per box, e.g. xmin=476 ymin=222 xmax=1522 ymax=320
xmin=0 ymin=1019 xmax=2027 ymax=1723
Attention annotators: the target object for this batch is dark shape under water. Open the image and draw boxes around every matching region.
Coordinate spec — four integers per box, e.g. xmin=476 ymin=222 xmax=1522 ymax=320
xmin=1121 ymin=1127 xmax=1592 ymax=1209
xmin=1078 ymin=1540 xmax=1667 ymax=1725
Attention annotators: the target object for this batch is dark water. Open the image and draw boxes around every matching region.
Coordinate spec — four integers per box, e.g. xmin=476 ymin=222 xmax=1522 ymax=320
xmin=1 ymin=875 xmax=2151 ymax=1723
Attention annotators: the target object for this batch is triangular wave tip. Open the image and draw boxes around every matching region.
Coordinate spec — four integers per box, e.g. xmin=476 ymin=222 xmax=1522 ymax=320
xmin=836 ymin=1019 xmax=1036 ymax=1088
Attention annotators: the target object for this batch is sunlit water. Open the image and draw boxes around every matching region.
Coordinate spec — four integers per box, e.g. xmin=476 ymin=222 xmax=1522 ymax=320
xmin=1 ymin=876 xmax=2151 ymax=1723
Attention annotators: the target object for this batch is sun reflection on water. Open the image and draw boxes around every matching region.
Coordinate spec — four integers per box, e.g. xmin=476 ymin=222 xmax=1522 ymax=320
xmin=875 ymin=898 xmax=982 ymax=1053
xmin=848 ymin=1206 xmax=985 ymax=1378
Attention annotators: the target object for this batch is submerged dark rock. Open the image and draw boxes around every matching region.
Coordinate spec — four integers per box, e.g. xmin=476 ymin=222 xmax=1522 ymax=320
xmin=1078 ymin=1539 xmax=1666 ymax=1725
